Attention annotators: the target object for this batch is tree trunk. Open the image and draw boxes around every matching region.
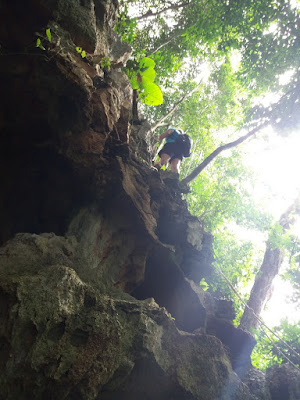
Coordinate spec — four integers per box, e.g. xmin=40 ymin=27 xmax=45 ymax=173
xmin=239 ymin=195 xmax=300 ymax=331
xmin=239 ymin=245 xmax=283 ymax=331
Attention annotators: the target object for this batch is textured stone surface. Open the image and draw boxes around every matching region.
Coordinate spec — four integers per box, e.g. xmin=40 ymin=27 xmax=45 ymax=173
xmin=206 ymin=316 xmax=256 ymax=371
xmin=129 ymin=120 xmax=157 ymax=164
xmin=240 ymin=366 xmax=271 ymax=400
xmin=0 ymin=0 xmax=131 ymax=246
xmin=0 ymin=235 xmax=250 ymax=400
xmin=266 ymin=364 xmax=300 ymax=400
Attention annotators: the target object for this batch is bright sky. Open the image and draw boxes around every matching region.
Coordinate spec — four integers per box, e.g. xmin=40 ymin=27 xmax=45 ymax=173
xmin=261 ymin=275 xmax=299 ymax=326
xmin=243 ymin=128 xmax=300 ymax=218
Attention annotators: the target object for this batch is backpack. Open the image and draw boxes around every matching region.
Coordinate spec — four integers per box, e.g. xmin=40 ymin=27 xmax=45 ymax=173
xmin=176 ymin=133 xmax=193 ymax=157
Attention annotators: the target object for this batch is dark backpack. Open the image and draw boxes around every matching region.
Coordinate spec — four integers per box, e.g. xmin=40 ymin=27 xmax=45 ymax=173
xmin=177 ymin=133 xmax=193 ymax=157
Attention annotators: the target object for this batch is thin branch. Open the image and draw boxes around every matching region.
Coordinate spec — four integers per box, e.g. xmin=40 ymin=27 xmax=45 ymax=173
xmin=136 ymin=2 xmax=191 ymax=21
xmin=158 ymin=122 xmax=170 ymax=128
xmin=148 ymin=32 xmax=183 ymax=56
xmin=181 ymin=121 xmax=269 ymax=185
xmin=151 ymin=82 xmax=203 ymax=132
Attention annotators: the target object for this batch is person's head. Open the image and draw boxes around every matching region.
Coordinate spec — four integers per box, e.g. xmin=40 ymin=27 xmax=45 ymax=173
xmin=177 ymin=129 xmax=184 ymax=135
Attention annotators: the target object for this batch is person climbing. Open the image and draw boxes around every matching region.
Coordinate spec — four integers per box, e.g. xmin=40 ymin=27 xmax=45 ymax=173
xmin=154 ymin=128 xmax=192 ymax=174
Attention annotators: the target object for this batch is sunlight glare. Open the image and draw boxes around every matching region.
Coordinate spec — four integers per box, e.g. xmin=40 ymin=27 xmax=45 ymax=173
xmin=290 ymin=0 xmax=300 ymax=9
xmin=243 ymin=129 xmax=300 ymax=218
xmin=278 ymin=69 xmax=295 ymax=86
xmin=230 ymin=49 xmax=242 ymax=72
xmin=263 ymin=22 xmax=278 ymax=35
xmin=261 ymin=274 xmax=298 ymax=326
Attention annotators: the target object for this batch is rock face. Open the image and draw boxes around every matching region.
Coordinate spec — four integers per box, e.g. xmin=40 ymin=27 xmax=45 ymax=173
xmin=0 ymin=232 xmax=249 ymax=400
xmin=267 ymin=364 xmax=300 ymax=400
xmin=0 ymin=1 xmax=298 ymax=399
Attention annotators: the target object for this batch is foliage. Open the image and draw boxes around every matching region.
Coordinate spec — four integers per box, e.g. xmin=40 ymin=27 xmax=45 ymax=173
xmin=46 ymin=28 xmax=51 ymax=43
xmin=35 ymin=27 xmax=88 ymax=60
xmin=75 ymin=47 xmax=86 ymax=58
xmin=252 ymin=319 xmax=300 ymax=370
xmin=115 ymin=4 xmax=139 ymax=46
xmin=282 ymin=239 xmax=300 ymax=304
xmin=185 ymin=150 xmax=272 ymax=315
xmin=36 ymin=28 xmax=52 ymax=50
xmin=199 ymin=278 xmax=209 ymax=292
xmin=186 ymin=150 xmax=272 ymax=232
xmin=118 ymin=0 xmax=300 ymax=133
xmin=99 ymin=57 xmax=111 ymax=70
xmin=126 ymin=57 xmax=163 ymax=105
xmin=36 ymin=38 xmax=45 ymax=51
xmin=208 ymin=227 xmax=263 ymax=322
xmin=268 ymin=222 xmax=294 ymax=251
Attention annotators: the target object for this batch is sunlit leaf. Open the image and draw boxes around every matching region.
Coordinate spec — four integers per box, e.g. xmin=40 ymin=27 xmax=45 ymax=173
xmin=46 ymin=28 xmax=51 ymax=42
xmin=200 ymin=278 xmax=209 ymax=291
xmin=139 ymin=56 xmax=155 ymax=70
xmin=36 ymin=38 xmax=45 ymax=50
xmin=140 ymin=82 xmax=163 ymax=106
xmin=129 ymin=75 xmax=139 ymax=90
xmin=140 ymin=66 xmax=156 ymax=82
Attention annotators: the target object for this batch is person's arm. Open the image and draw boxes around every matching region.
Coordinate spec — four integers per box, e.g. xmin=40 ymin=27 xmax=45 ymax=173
xmin=158 ymin=129 xmax=173 ymax=141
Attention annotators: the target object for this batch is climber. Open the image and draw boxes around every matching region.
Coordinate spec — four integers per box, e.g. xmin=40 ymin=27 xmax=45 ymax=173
xmin=154 ymin=128 xmax=192 ymax=174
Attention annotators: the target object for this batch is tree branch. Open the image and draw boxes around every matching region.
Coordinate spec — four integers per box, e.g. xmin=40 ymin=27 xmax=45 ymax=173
xmin=151 ymin=82 xmax=202 ymax=132
xmin=136 ymin=2 xmax=191 ymax=21
xmin=148 ymin=32 xmax=183 ymax=56
xmin=181 ymin=121 xmax=269 ymax=185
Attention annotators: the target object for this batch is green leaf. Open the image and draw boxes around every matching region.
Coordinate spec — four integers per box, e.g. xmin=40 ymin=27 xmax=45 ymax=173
xmin=76 ymin=47 xmax=82 ymax=53
xmin=200 ymin=278 xmax=209 ymax=291
xmin=81 ymin=50 xmax=86 ymax=58
xmin=139 ymin=57 xmax=155 ymax=70
xmin=129 ymin=74 xmax=139 ymax=90
xmin=140 ymin=66 xmax=156 ymax=82
xmin=46 ymin=28 xmax=51 ymax=42
xmin=140 ymin=82 xmax=163 ymax=106
xmin=36 ymin=38 xmax=45 ymax=50
xmin=138 ymin=75 xmax=153 ymax=90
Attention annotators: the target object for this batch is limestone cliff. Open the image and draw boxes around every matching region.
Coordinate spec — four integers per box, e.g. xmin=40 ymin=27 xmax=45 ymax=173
xmin=0 ymin=1 xmax=299 ymax=399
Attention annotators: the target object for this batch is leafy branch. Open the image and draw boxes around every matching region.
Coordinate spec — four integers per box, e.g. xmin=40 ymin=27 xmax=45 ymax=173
xmin=126 ymin=57 xmax=163 ymax=106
